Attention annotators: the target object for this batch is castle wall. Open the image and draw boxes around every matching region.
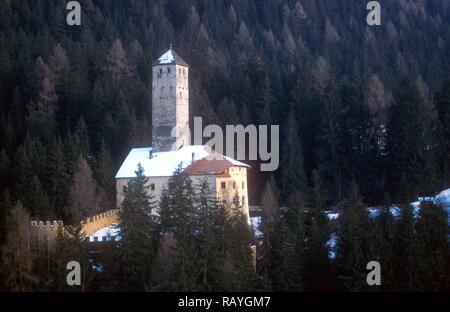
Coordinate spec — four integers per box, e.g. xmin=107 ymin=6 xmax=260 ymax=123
xmin=80 ymin=209 xmax=120 ymax=236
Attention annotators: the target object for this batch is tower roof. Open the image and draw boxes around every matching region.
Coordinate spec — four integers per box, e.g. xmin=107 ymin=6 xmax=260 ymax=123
xmin=153 ymin=47 xmax=189 ymax=67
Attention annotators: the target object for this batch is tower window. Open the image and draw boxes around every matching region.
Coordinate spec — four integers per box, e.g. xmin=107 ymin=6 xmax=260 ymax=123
xmin=221 ymin=182 xmax=226 ymax=189
xmin=159 ymin=68 xmax=163 ymax=74
xmin=156 ymin=126 xmax=172 ymax=137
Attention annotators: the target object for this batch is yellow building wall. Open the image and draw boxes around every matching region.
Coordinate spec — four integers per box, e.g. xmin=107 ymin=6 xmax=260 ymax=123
xmin=216 ymin=166 xmax=250 ymax=223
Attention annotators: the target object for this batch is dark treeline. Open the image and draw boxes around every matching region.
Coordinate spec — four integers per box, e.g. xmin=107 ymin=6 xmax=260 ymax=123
xmin=0 ymin=0 xmax=450 ymax=291
xmin=1 ymin=164 xmax=448 ymax=291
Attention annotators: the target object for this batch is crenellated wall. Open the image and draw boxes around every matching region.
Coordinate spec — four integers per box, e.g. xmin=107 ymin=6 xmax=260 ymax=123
xmin=29 ymin=209 xmax=120 ymax=247
xmin=80 ymin=209 xmax=120 ymax=236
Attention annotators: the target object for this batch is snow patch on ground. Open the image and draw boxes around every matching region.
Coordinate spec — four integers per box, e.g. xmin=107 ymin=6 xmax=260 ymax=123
xmin=327 ymin=233 xmax=337 ymax=260
xmin=88 ymin=224 xmax=120 ymax=242
xmin=251 ymin=216 xmax=262 ymax=238
xmin=326 ymin=211 xmax=339 ymax=220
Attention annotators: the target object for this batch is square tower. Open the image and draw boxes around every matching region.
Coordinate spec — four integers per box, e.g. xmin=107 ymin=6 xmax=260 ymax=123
xmin=152 ymin=48 xmax=189 ymax=151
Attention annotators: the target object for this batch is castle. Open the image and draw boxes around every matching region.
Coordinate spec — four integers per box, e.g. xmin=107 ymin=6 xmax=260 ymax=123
xmin=115 ymin=48 xmax=251 ymax=221
xmin=29 ymin=48 xmax=251 ymax=247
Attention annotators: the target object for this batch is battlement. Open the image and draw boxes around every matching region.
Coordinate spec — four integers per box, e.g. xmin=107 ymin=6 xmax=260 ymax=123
xmin=29 ymin=209 xmax=120 ymax=247
xmin=80 ymin=209 xmax=120 ymax=236
xmin=29 ymin=220 xmax=65 ymax=247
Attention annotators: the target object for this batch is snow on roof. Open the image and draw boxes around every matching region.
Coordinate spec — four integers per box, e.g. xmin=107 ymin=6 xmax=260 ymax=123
xmin=153 ymin=48 xmax=189 ymax=67
xmin=115 ymin=145 xmax=249 ymax=179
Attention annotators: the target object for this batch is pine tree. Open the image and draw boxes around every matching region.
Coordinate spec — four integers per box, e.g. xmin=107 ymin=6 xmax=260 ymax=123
xmin=435 ymin=80 xmax=450 ymax=186
xmin=0 ymin=189 xmax=12 ymax=245
xmin=414 ymin=201 xmax=449 ymax=291
xmin=116 ymin=163 xmax=156 ymax=291
xmin=195 ymin=178 xmax=221 ymax=291
xmin=386 ymin=79 xmax=437 ymax=201
xmin=372 ymin=197 xmax=396 ymax=291
xmin=162 ymin=164 xmax=199 ymax=291
xmin=226 ymin=192 xmax=255 ymax=291
xmin=304 ymin=170 xmax=333 ymax=291
xmin=258 ymin=176 xmax=279 ymax=290
xmin=392 ymin=203 xmax=418 ymax=291
xmin=46 ymin=137 xmax=70 ymax=218
xmin=269 ymin=218 xmax=302 ymax=291
xmin=95 ymin=140 xmax=115 ymax=202
xmin=280 ymin=110 xmax=307 ymax=203
xmin=335 ymin=182 xmax=372 ymax=291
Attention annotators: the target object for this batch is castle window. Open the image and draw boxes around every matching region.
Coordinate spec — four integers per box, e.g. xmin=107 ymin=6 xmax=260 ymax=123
xmin=150 ymin=183 xmax=155 ymax=191
xmin=232 ymin=181 xmax=236 ymax=189
xmin=242 ymin=182 xmax=245 ymax=189
xmin=167 ymin=67 xmax=170 ymax=73
xmin=242 ymin=196 xmax=246 ymax=205
xmin=159 ymin=68 xmax=163 ymax=74
xmin=221 ymin=182 xmax=226 ymax=189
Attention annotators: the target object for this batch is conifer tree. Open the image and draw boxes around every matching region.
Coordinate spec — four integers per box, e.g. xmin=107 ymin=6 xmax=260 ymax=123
xmin=386 ymin=79 xmax=437 ymax=201
xmin=415 ymin=201 xmax=449 ymax=291
xmin=392 ymin=203 xmax=418 ymax=291
xmin=304 ymin=170 xmax=332 ymax=291
xmin=226 ymin=192 xmax=255 ymax=291
xmin=280 ymin=110 xmax=307 ymax=203
xmin=116 ymin=163 xmax=156 ymax=291
xmin=336 ymin=182 xmax=372 ymax=291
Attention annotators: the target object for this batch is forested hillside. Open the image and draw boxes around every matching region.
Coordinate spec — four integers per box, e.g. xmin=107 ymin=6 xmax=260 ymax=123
xmin=0 ymin=0 xmax=449 ymax=292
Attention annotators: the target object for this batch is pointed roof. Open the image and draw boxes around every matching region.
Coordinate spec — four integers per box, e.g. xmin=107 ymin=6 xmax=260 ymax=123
xmin=153 ymin=47 xmax=189 ymax=67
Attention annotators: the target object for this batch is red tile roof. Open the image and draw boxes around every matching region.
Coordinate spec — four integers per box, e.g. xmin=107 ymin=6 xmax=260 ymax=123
xmin=184 ymin=157 xmax=236 ymax=176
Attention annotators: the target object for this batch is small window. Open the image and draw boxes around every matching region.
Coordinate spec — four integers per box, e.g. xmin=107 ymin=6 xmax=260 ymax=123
xmin=159 ymin=68 xmax=163 ymax=74
xmin=222 ymin=200 xmax=227 ymax=205
xmin=150 ymin=183 xmax=155 ymax=191
xmin=168 ymin=182 xmax=175 ymax=190
xmin=242 ymin=182 xmax=245 ymax=189
xmin=156 ymin=126 xmax=172 ymax=137
xmin=183 ymin=68 xmax=185 ymax=74
xmin=179 ymin=92 xmax=182 ymax=98
xmin=170 ymin=86 xmax=173 ymax=92
xmin=242 ymin=196 xmax=246 ymax=205
xmin=221 ymin=182 xmax=226 ymax=189
xmin=232 ymin=181 xmax=236 ymax=189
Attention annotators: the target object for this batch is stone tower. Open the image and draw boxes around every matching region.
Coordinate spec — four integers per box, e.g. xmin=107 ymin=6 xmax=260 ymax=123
xmin=152 ymin=47 xmax=189 ymax=151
